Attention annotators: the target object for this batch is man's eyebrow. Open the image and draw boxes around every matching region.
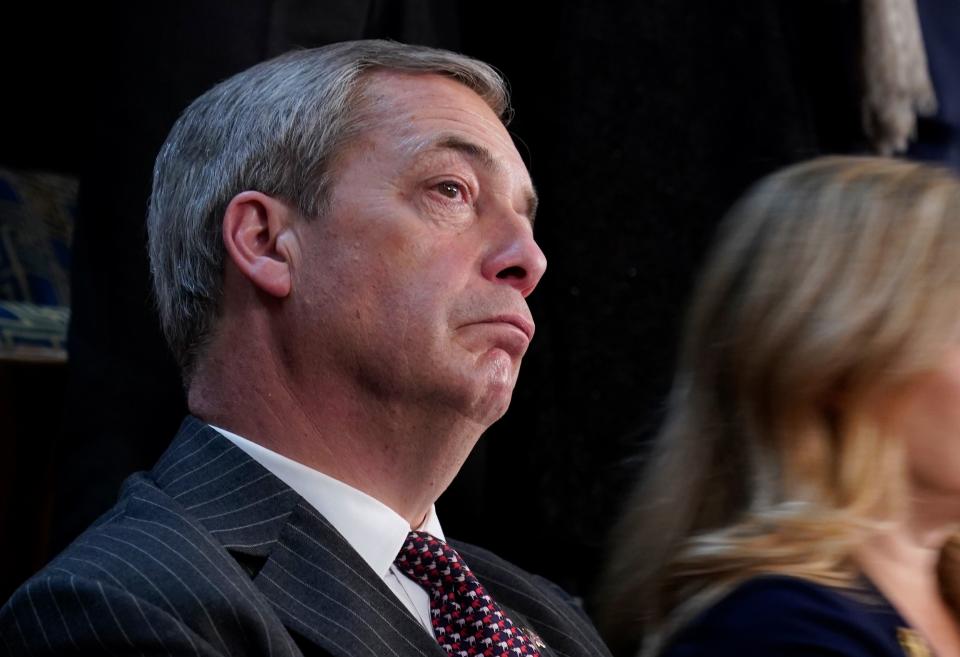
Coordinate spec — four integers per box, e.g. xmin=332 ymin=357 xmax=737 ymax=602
xmin=427 ymin=135 xmax=539 ymax=226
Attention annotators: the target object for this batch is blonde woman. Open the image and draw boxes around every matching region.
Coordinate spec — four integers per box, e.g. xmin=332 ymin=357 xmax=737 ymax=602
xmin=599 ymin=157 xmax=960 ymax=657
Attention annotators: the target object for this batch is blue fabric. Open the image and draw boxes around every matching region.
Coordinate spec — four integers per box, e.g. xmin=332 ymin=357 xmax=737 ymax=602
xmin=0 ymin=169 xmax=76 ymax=307
xmin=661 ymin=575 xmax=910 ymax=657
xmin=909 ymin=0 xmax=960 ymax=170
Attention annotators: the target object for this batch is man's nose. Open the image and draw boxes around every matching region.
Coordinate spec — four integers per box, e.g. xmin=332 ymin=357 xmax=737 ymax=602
xmin=481 ymin=219 xmax=547 ymax=298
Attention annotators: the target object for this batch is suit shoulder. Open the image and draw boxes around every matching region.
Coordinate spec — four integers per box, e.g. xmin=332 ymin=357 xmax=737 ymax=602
xmin=663 ymin=575 xmax=905 ymax=657
xmin=43 ymin=472 xmax=209 ymax=584
xmin=2 ymin=476 xmax=284 ymax=656
xmin=1 ymin=570 xmax=222 ymax=655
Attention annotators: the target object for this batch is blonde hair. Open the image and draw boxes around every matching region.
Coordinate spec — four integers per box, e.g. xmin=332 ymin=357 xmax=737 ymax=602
xmin=598 ymin=156 xmax=960 ymax=655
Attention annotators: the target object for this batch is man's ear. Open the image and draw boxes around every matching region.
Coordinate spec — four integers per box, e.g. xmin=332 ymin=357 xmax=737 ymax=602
xmin=222 ymin=191 xmax=297 ymax=298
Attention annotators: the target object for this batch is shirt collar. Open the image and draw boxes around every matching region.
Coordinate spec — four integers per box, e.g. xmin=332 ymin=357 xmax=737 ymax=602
xmin=210 ymin=424 xmax=445 ymax=577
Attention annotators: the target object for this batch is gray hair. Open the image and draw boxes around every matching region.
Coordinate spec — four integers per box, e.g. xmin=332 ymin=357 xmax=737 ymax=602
xmin=147 ymin=39 xmax=510 ymax=379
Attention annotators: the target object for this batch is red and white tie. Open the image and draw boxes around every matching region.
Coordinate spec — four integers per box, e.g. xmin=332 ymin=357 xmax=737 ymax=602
xmin=394 ymin=531 xmax=543 ymax=657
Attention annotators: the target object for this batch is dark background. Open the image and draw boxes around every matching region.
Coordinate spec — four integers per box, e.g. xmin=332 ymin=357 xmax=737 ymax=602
xmin=3 ymin=0 xmax=956 ymax=632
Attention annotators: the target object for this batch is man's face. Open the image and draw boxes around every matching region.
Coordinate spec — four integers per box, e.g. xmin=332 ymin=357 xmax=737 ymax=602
xmin=286 ymin=72 xmax=546 ymax=427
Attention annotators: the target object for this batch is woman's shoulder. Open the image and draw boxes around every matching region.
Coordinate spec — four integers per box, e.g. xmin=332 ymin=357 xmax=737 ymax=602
xmin=660 ymin=575 xmax=911 ymax=657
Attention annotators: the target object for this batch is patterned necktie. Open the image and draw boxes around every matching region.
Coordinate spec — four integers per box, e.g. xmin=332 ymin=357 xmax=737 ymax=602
xmin=394 ymin=531 xmax=543 ymax=657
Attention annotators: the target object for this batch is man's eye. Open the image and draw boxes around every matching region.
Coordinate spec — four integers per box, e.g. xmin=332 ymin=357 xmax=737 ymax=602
xmin=436 ymin=181 xmax=463 ymax=200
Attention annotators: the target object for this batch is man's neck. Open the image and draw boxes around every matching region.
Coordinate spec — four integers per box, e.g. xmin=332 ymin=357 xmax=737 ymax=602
xmin=188 ymin=351 xmax=486 ymax=527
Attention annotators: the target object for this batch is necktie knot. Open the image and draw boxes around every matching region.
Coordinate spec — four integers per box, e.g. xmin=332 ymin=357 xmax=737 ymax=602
xmin=395 ymin=531 xmax=467 ymax=596
xmin=394 ymin=531 xmax=542 ymax=656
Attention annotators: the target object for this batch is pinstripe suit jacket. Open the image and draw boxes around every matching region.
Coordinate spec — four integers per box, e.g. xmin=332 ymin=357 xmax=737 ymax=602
xmin=1 ymin=417 xmax=612 ymax=657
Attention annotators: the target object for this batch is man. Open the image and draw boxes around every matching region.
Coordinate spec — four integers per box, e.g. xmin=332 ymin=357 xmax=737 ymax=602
xmin=1 ymin=40 xmax=612 ymax=657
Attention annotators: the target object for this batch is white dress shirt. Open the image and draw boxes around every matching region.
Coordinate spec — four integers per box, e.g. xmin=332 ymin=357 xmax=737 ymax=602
xmin=211 ymin=424 xmax=442 ymax=633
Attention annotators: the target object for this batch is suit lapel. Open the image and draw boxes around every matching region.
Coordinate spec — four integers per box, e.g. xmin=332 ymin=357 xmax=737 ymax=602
xmin=253 ymin=501 xmax=444 ymax=657
xmin=493 ymin=604 xmax=560 ymax=657
xmin=152 ymin=418 xmax=444 ymax=657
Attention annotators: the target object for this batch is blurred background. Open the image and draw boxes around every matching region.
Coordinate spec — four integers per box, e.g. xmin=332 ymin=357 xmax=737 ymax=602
xmin=2 ymin=0 xmax=957 ymax=618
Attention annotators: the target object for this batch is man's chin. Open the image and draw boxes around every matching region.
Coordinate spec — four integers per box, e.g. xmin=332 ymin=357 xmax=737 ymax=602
xmin=432 ymin=349 xmax=519 ymax=425
xmin=467 ymin=386 xmax=514 ymax=427
xmin=476 ymin=344 xmax=521 ymax=378
xmin=468 ymin=358 xmax=519 ymax=425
